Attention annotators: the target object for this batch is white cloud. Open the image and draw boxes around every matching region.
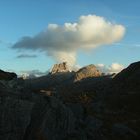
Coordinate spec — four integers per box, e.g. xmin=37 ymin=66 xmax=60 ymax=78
xmin=109 ymin=63 xmax=124 ymax=73
xmin=19 ymin=70 xmax=49 ymax=79
xmin=12 ymin=14 xmax=125 ymax=66
xmin=97 ymin=63 xmax=124 ymax=74
xmin=48 ymin=51 xmax=76 ymax=67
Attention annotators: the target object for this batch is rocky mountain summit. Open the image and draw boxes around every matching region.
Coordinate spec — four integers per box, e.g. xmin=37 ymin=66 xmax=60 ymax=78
xmin=26 ymin=63 xmax=102 ymax=91
xmin=50 ymin=62 xmax=70 ymax=74
xmin=74 ymin=64 xmax=102 ymax=82
xmin=0 ymin=61 xmax=140 ymax=140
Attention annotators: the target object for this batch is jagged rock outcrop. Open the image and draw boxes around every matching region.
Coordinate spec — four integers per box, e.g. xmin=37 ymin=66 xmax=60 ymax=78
xmin=74 ymin=64 xmax=102 ymax=82
xmin=0 ymin=96 xmax=34 ymax=140
xmin=0 ymin=81 xmax=77 ymax=140
xmin=50 ymin=62 xmax=69 ymax=74
xmin=0 ymin=69 xmax=17 ymax=80
xmin=23 ymin=96 xmax=76 ymax=140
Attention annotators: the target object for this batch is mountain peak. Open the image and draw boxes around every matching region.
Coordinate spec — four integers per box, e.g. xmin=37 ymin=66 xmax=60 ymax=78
xmin=50 ymin=62 xmax=70 ymax=74
xmin=74 ymin=64 xmax=102 ymax=81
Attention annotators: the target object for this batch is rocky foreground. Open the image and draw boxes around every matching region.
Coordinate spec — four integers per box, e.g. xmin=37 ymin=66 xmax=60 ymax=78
xmin=0 ymin=61 xmax=140 ymax=140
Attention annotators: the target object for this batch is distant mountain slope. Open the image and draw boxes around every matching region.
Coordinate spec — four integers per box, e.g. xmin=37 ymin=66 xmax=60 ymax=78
xmin=0 ymin=69 xmax=17 ymax=80
xmin=114 ymin=61 xmax=140 ymax=86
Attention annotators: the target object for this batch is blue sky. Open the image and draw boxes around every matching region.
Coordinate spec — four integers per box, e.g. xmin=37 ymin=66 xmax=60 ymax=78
xmin=0 ymin=0 xmax=140 ymax=74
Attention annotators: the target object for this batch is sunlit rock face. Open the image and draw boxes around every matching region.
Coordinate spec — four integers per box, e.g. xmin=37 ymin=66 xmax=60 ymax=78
xmin=50 ymin=62 xmax=70 ymax=74
xmin=74 ymin=64 xmax=102 ymax=82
